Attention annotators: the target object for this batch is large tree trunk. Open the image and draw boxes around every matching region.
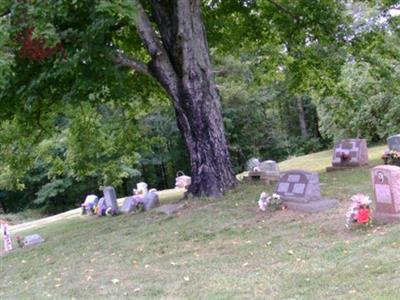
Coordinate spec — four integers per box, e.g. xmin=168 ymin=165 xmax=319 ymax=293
xmin=295 ymin=95 xmax=308 ymax=138
xmin=126 ymin=0 xmax=236 ymax=197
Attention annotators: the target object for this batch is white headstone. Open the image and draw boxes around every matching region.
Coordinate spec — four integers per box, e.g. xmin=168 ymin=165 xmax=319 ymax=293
xmin=136 ymin=182 xmax=148 ymax=195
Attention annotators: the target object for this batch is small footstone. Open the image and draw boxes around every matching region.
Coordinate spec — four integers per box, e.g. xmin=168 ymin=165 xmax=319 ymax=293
xmin=24 ymin=234 xmax=45 ymax=247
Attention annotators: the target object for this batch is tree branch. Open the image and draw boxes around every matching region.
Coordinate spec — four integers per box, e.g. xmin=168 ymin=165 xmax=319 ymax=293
xmin=113 ymin=51 xmax=152 ymax=77
xmin=0 ymin=9 xmax=10 ymax=18
xmin=266 ymin=0 xmax=299 ymax=22
xmin=132 ymin=0 xmax=181 ymax=101
xmin=134 ymin=0 xmax=165 ymax=58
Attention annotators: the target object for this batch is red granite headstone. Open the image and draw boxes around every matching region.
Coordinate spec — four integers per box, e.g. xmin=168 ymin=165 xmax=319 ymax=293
xmin=371 ymin=165 xmax=400 ymax=223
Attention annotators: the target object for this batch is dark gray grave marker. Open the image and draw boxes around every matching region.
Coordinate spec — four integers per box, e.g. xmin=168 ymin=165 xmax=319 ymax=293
xmin=103 ymin=186 xmax=118 ymax=211
xmin=275 ymin=170 xmax=337 ymax=212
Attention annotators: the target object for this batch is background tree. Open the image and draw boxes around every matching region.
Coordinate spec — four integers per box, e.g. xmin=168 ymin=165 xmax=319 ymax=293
xmin=0 ymin=0 xmax=236 ymax=198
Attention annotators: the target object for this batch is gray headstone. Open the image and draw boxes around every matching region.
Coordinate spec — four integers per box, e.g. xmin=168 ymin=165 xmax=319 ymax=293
xmin=275 ymin=170 xmax=337 ymax=212
xmin=143 ymin=192 xmax=160 ymax=211
xmin=259 ymin=160 xmax=280 ymax=177
xmin=97 ymin=197 xmax=107 ymax=216
xmin=388 ymin=135 xmax=400 ymax=152
xmin=24 ymin=234 xmax=45 ymax=247
xmin=103 ymin=186 xmax=118 ymax=211
xmin=246 ymin=158 xmax=260 ymax=171
xmin=120 ymin=196 xmax=136 ymax=214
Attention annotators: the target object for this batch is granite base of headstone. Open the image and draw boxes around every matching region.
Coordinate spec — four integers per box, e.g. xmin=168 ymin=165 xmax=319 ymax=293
xmin=275 ymin=170 xmax=338 ymax=212
xmin=326 ymin=139 xmax=368 ymax=172
xmin=24 ymin=234 xmax=45 ymax=247
xmin=371 ymin=165 xmax=400 ymax=223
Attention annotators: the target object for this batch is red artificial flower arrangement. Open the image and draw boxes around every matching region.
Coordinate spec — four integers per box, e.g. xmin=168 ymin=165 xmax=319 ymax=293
xmin=346 ymin=193 xmax=372 ymax=229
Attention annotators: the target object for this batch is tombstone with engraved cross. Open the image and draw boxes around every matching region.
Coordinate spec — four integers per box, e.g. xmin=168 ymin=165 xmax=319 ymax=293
xmin=327 ymin=139 xmax=368 ymax=171
xmin=275 ymin=170 xmax=338 ymax=212
xmin=371 ymin=165 xmax=400 ymax=223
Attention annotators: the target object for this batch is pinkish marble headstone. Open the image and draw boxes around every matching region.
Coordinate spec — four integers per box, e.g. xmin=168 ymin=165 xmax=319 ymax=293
xmin=331 ymin=139 xmax=368 ymax=167
xmin=275 ymin=170 xmax=337 ymax=212
xmin=371 ymin=165 xmax=400 ymax=223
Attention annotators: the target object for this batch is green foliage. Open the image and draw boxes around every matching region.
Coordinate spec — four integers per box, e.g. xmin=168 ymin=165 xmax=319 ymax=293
xmin=318 ymin=27 xmax=400 ymax=141
xmin=35 ymin=178 xmax=73 ymax=205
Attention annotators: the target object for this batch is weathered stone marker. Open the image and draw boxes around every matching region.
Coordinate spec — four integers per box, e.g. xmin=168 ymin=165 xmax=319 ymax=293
xmin=327 ymin=139 xmax=368 ymax=171
xmin=371 ymin=165 xmax=400 ymax=223
xmin=143 ymin=191 xmax=160 ymax=211
xmin=259 ymin=160 xmax=280 ymax=177
xmin=244 ymin=160 xmax=280 ymax=184
xmin=275 ymin=170 xmax=338 ymax=212
xmin=120 ymin=196 xmax=136 ymax=214
xmin=387 ymin=134 xmax=400 ymax=152
xmin=103 ymin=186 xmax=118 ymax=211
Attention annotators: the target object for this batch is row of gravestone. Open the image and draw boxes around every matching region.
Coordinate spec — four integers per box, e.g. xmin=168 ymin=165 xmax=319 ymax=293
xmin=82 ymin=186 xmax=160 ymax=216
xmin=274 ymin=165 xmax=400 ymax=223
xmin=245 ymin=137 xmax=400 ymax=223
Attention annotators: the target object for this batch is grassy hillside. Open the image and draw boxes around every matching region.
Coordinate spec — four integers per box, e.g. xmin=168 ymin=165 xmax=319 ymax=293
xmin=3 ymin=144 xmax=400 ymax=300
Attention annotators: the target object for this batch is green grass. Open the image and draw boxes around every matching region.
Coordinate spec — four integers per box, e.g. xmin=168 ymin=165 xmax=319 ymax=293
xmin=2 ymin=144 xmax=400 ymax=299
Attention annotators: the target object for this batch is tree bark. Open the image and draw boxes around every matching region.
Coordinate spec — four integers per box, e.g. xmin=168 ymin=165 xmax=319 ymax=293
xmin=295 ymin=95 xmax=308 ymax=138
xmin=129 ymin=0 xmax=236 ymax=197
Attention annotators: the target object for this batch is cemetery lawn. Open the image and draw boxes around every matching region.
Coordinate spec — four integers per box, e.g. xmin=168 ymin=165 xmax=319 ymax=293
xmin=3 ymin=144 xmax=400 ymax=299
